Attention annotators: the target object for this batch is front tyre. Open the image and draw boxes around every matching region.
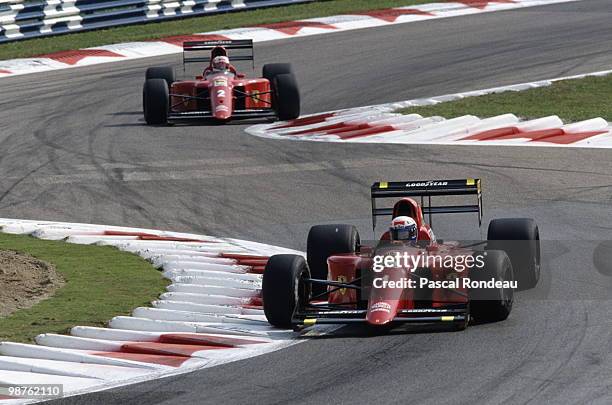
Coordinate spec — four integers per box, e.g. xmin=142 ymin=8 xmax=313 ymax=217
xmin=262 ymin=63 xmax=293 ymax=82
xmin=262 ymin=254 xmax=311 ymax=328
xmin=470 ymin=250 xmax=514 ymax=323
xmin=272 ymin=73 xmax=300 ymax=121
xmin=143 ymin=78 xmax=169 ymax=125
xmin=307 ymin=224 xmax=359 ymax=296
xmin=487 ymin=218 xmax=540 ymax=290
xmin=145 ymin=66 xmax=175 ymax=85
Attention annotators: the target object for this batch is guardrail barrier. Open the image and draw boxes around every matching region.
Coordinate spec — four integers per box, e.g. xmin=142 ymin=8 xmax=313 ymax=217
xmin=0 ymin=0 xmax=313 ymax=43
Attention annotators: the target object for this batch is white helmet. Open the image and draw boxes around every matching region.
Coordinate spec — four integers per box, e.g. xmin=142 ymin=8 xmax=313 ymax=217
xmin=212 ymin=56 xmax=230 ymax=71
xmin=390 ymin=216 xmax=418 ymax=241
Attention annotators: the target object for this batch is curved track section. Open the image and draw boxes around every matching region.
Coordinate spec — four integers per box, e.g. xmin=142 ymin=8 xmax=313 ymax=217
xmin=0 ymin=0 xmax=580 ymax=78
xmin=0 ymin=1 xmax=611 ymax=403
xmin=0 ymin=219 xmax=309 ymax=401
xmin=246 ymin=92 xmax=612 ymax=147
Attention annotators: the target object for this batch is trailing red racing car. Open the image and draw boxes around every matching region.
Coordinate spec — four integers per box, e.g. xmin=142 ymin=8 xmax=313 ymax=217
xmin=262 ymin=179 xmax=541 ymax=331
xmin=142 ymin=39 xmax=300 ymax=125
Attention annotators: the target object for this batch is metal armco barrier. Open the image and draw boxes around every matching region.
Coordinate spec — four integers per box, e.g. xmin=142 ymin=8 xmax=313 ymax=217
xmin=0 ymin=0 xmax=313 ymax=43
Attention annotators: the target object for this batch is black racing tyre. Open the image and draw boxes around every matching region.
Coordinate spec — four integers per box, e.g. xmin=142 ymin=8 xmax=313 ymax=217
xmin=487 ymin=218 xmax=540 ymax=290
xmin=272 ymin=73 xmax=300 ymax=121
xmin=262 ymin=63 xmax=293 ymax=82
xmin=143 ymin=79 xmax=169 ymax=125
xmin=307 ymin=224 xmax=359 ymax=296
xmin=262 ymin=254 xmax=311 ymax=328
xmin=470 ymin=250 xmax=514 ymax=323
xmin=145 ymin=66 xmax=175 ymax=85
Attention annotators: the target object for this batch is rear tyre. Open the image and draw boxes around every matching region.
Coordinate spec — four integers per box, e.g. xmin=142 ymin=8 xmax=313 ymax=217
xmin=143 ymin=79 xmax=169 ymax=125
xmin=262 ymin=254 xmax=311 ymax=328
xmin=470 ymin=250 xmax=514 ymax=323
xmin=145 ymin=66 xmax=175 ymax=85
xmin=272 ymin=73 xmax=300 ymax=121
xmin=263 ymin=63 xmax=293 ymax=82
xmin=307 ymin=224 xmax=359 ymax=296
xmin=487 ymin=218 xmax=540 ymax=290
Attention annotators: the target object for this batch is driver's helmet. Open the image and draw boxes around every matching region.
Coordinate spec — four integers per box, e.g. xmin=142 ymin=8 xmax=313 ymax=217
xmin=211 ymin=56 xmax=230 ymax=72
xmin=389 ymin=216 xmax=418 ymax=241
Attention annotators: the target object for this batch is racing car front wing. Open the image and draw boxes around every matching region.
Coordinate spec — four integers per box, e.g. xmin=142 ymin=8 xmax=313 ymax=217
xmin=168 ymin=109 xmax=278 ymax=121
xmin=292 ymin=306 xmax=468 ymax=328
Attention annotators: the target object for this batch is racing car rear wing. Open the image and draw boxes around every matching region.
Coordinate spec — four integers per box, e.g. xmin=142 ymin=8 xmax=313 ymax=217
xmin=370 ymin=179 xmax=483 ymax=229
xmin=183 ymin=39 xmax=255 ymax=69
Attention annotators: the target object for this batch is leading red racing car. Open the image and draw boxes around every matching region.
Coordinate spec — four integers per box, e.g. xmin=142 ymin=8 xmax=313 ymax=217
xmin=143 ymin=39 xmax=300 ymax=124
xmin=262 ymin=179 xmax=541 ymax=331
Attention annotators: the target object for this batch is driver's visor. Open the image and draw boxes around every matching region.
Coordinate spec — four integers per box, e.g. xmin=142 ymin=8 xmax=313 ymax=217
xmin=390 ymin=226 xmax=417 ymax=241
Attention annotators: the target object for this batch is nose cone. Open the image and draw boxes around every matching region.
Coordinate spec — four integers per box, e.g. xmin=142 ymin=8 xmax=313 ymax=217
xmin=366 ymin=276 xmax=403 ymax=325
xmin=366 ymin=264 xmax=407 ymax=326
xmin=366 ymin=300 xmax=399 ymax=325
xmin=213 ymin=102 xmax=231 ymax=120
xmin=211 ymin=80 xmax=233 ymax=120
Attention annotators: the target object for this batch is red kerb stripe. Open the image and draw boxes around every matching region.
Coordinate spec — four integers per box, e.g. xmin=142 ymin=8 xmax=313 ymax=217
xmin=220 ymin=253 xmax=270 ymax=260
xmin=286 ymin=122 xmax=353 ymax=135
xmin=339 ymin=125 xmax=397 ymax=139
xmin=92 ymin=351 xmax=190 ymax=367
xmin=258 ymin=21 xmax=337 ymax=35
xmin=160 ymin=333 xmax=266 ymax=346
xmin=461 ymin=127 xmax=520 ymax=140
xmin=121 ymin=342 xmax=228 ymax=357
xmin=273 ymin=113 xmax=335 ymax=129
xmin=357 ymin=8 xmax=433 ymax=22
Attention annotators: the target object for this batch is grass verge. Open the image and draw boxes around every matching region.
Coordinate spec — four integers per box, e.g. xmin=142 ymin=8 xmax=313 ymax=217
xmin=0 ymin=232 xmax=167 ymax=343
xmin=399 ymin=75 xmax=612 ymax=122
xmin=0 ymin=0 xmax=433 ymax=60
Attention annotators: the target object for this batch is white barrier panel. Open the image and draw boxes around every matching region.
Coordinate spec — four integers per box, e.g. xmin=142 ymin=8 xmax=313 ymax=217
xmin=166 ymin=283 xmax=260 ymax=298
xmin=0 ymin=342 xmax=164 ymax=369
xmin=132 ymin=307 xmax=263 ymax=324
xmin=171 ymin=275 xmax=261 ymax=289
xmin=162 ymin=269 xmax=261 ymax=281
xmin=0 ymin=356 xmax=151 ymax=380
xmin=152 ymin=300 xmax=245 ymax=314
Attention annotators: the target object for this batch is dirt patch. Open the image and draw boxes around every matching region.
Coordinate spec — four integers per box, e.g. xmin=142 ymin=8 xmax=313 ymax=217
xmin=0 ymin=250 xmax=64 ymax=317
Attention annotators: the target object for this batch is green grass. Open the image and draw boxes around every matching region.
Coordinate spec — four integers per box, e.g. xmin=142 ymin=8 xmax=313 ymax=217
xmin=0 ymin=233 xmax=167 ymax=343
xmin=400 ymin=75 xmax=612 ymax=122
xmin=0 ymin=0 xmax=433 ymax=60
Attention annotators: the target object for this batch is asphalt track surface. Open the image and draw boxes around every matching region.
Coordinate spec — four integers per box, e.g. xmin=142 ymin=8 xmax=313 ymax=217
xmin=1 ymin=0 xmax=612 ymax=403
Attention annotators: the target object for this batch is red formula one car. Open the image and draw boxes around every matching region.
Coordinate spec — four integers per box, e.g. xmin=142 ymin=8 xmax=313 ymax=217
xmin=262 ymin=179 xmax=541 ymax=331
xmin=142 ymin=39 xmax=300 ymax=124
